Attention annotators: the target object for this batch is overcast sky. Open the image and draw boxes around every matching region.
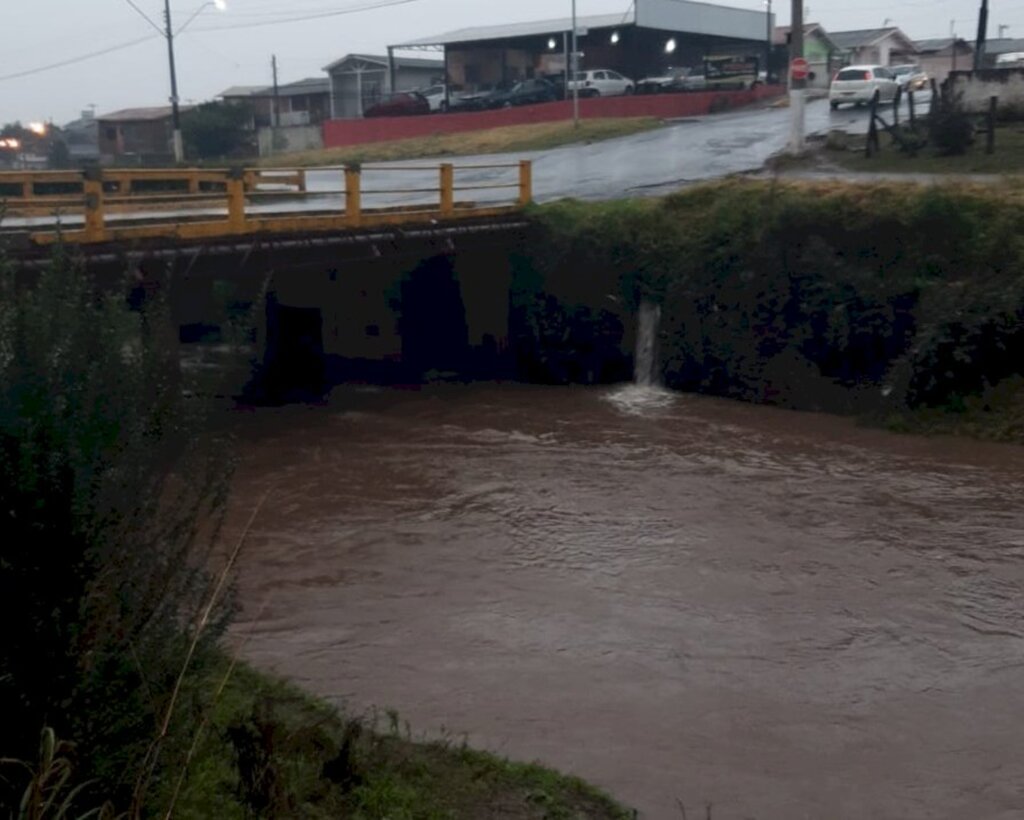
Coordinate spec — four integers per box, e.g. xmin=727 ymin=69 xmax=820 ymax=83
xmin=2 ymin=0 xmax=1021 ymax=124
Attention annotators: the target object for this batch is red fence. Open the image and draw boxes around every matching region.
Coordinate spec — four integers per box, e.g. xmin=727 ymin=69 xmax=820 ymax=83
xmin=322 ymin=85 xmax=785 ymax=148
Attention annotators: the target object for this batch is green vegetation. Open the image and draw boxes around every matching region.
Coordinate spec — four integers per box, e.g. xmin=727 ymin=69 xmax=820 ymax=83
xmin=183 ymin=101 xmax=254 ymax=161
xmin=519 ymin=179 xmax=1024 ymax=443
xmin=164 ymin=662 xmax=630 ymax=820
xmin=0 ymin=244 xmax=631 ymax=818
xmin=263 ymin=118 xmax=664 ymax=167
xmin=819 ymin=123 xmax=1024 ymax=174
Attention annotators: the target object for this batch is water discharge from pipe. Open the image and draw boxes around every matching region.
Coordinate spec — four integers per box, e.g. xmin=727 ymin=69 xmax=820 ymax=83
xmin=606 ymin=300 xmax=673 ymax=414
xmin=634 ymin=300 xmax=661 ymax=387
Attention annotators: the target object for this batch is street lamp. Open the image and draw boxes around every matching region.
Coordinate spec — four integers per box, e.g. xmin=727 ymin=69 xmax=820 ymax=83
xmin=122 ymin=0 xmax=227 ymax=163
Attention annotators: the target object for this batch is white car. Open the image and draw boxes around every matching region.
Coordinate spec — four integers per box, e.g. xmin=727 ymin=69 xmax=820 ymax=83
xmin=890 ymin=64 xmax=928 ymax=91
xmin=829 ymin=65 xmax=899 ymax=109
xmin=568 ymin=69 xmax=635 ymax=97
xmin=418 ymin=84 xmax=464 ymax=112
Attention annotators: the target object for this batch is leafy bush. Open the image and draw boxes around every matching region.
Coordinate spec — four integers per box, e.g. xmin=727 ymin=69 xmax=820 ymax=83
xmin=522 ymin=181 xmax=1024 ymax=435
xmin=0 ymin=246 xmax=233 ymax=813
xmin=928 ymin=92 xmax=975 ymax=155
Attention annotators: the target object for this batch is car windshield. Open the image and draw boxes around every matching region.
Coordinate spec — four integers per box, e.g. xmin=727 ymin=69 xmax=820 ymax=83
xmin=891 ymin=66 xmax=914 ymax=76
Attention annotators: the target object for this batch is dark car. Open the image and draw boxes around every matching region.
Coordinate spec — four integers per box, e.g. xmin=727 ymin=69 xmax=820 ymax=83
xmin=447 ymin=82 xmax=510 ymax=112
xmin=363 ymin=92 xmax=430 ymax=118
xmin=636 ymin=66 xmax=706 ymax=94
xmin=481 ymin=78 xmax=559 ymax=109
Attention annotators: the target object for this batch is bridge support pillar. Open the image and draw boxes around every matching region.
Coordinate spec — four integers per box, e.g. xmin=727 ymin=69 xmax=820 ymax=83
xmin=83 ymin=168 xmax=105 ymax=243
xmin=345 ymin=166 xmax=362 ymax=227
xmin=227 ymin=169 xmax=246 ymax=233
xmin=439 ymin=164 xmax=455 ymax=215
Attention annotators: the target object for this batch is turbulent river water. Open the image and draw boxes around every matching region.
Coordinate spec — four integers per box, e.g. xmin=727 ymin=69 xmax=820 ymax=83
xmin=227 ymin=384 xmax=1024 ymax=820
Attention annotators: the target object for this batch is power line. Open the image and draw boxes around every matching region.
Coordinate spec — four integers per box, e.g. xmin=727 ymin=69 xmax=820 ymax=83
xmin=0 ymin=35 xmax=159 ymax=82
xmin=192 ymin=0 xmax=422 ymax=32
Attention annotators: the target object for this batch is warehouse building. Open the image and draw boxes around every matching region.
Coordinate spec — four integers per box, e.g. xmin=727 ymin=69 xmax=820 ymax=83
xmin=388 ymin=0 xmax=773 ymax=94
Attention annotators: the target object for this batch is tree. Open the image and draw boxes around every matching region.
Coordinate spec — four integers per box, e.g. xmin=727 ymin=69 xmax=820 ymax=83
xmin=182 ymin=101 xmax=254 ymax=160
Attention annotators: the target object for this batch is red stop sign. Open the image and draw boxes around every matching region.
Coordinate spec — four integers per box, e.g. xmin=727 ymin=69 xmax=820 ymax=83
xmin=790 ymin=57 xmax=810 ymax=81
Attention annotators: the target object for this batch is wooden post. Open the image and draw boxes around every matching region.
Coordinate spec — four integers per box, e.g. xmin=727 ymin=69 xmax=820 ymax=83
xmin=439 ymin=163 xmax=454 ymax=215
xmin=893 ymin=85 xmax=901 ymax=128
xmin=22 ymin=178 xmax=33 ymax=200
xmin=518 ymin=159 xmax=533 ymax=206
xmin=865 ymin=90 xmax=880 ymax=157
xmin=188 ymin=170 xmax=200 ymax=195
xmin=907 ymin=90 xmax=916 ymax=128
xmin=986 ymin=96 xmax=997 ymax=154
xmin=226 ymin=169 xmax=246 ymax=232
xmin=83 ymin=167 xmax=105 ymax=242
xmin=345 ymin=166 xmax=362 ymax=226
xmin=296 ymin=169 xmax=307 ymax=193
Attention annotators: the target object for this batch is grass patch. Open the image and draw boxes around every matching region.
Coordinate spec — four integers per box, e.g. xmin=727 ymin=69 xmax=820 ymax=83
xmin=262 ymin=118 xmax=663 ymax=167
xmin=162 ymin=660 xmax=632 ymax=819
xmin=822 ymin=123 xmax=1024 ymax=174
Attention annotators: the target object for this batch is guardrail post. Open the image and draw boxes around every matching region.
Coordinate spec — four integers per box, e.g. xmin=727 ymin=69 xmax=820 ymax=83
xmin=22 ymin=178 xmax=33 ymax=200
xmin=188 ymin=170 xmax=200 ymax=195
xmin=297 ymin=169 xmax=307 ymax=193
xmin=83 ymin=167 xmax=105 ymax=242
xmin=345 ymin=165 xmax=362 ymax=227
xmin=518 ymin=160 xmax=533 ymax=206
xmin=439 ymin=163 xmax=454 ymax=215
xmin=227 ymin=168 xmax=246 ymax=233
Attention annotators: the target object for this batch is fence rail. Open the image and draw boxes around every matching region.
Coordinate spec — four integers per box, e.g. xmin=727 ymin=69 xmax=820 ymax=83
xmin=1 ymin=161 xmax=531 ymax=245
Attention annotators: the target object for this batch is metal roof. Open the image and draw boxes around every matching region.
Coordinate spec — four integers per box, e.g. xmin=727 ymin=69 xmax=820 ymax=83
xmin=324 ymin=53 xmax=445 ymax=72
xmin=219 ymin=85 xmax=267 ymax=98
xmin=913 ymin=38 xmax=972 ymax=54
xmin=391 ymin=11 xmax=636 ymax=49
xmin=986 ymin=37 xmax=1024 ymax=55
xmin=828 ymin=28 xmax=915 ymax=51
xmin=97 ymin=106 xmax=186 ymax=122
xmin=772 ymin=23 xmax=837 ymax=50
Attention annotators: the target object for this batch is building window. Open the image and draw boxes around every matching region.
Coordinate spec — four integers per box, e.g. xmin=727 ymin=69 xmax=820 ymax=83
xmin=105 ymin=127 xmax=117 ymax=141
xmin=464 ymin=64 xmax=481 ymax=83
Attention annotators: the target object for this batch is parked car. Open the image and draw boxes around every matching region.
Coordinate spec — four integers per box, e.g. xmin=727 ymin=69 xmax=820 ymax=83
xmin=890 ymin=64 xmax=928 ymax=91
xmin=447 ymin=82 xmax=512 ymax=111
xmin=568 ymin=69 xmax=635 ymax=97
xmin=418 ymin=84 xmax=465 ymax=112
xmin=828 ymin=65 xmax=899 ymax=109
xmin=480 ymin=78 xmax=558 ymax=109
xmin=636 ymin=67 xmax=706 ymax=94
xmin=363 ymin=92 xmax=430 ymax=118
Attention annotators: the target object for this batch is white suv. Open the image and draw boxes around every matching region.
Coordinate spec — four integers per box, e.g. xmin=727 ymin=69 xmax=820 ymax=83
xmin=829 ymin=65 xmax=899 ymax=109
xmin=569 ymin=69 xmax=635 ymax=97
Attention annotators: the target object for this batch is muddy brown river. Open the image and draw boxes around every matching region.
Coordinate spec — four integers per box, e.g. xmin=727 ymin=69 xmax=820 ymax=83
xmin=228 ymin=384 xmax=1024 ymax=819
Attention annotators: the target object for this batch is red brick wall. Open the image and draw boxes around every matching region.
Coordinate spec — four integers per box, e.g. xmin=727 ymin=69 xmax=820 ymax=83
xmin=322 ymin=85 xmax=785 ymax=148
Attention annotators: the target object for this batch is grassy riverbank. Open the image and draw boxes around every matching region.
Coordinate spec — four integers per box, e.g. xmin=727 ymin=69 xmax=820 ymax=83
xmin=164 ymin=660 xmax=631 ymax=819
xmin=518 ymin=178 xmax=1024 ymax=444
xmin=817 ymin=124 xmax=1024 ymax=174
xmin=262 ymin=118 xmax=662 ymax=167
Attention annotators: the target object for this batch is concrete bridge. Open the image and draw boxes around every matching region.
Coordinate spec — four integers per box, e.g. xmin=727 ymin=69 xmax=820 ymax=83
xmin=1 ymin=163 xmax=534 ymax=401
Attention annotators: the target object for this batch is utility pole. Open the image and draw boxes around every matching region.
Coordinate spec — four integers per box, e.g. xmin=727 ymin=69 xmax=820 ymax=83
xmin=765 ymin=0 xmax=773 ymax=83
xmin=164 ymin=0 xmax=183 ymax=163
xmin=571 ymin=0 xmax=580 ymax=128
xmin=789 ymin=0 xmax=805 ymax=153
xmin=974 ymin=0 xmax=989 ymax=70
xmin=272 ymin=54 xmax=281 ymax=128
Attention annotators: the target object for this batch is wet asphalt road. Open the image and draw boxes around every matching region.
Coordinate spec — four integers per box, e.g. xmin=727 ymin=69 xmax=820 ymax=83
xmin=306 ymin=98 xmax=850 ymax=206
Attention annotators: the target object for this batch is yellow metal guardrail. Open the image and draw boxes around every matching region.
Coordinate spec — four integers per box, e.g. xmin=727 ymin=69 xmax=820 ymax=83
xmin=0 ymin=162 xmax=531 ymax=246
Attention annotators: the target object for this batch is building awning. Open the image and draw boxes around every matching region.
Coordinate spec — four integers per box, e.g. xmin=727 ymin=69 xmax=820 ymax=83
xmin=391 ymin=11 xmax=636 ymax=50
